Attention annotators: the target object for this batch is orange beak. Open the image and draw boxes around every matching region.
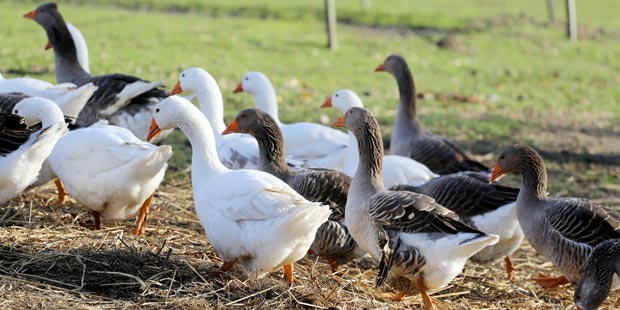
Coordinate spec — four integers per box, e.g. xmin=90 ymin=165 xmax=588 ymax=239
xmin=321 ymin=97 xmax=332 ymax=108
xmin=332 ymin=114 xmax=346 ymax=127
xmin=23 ymin=10 xmax=36 ymax=20
xmin=222 ymin=119 xmax=239 ymax=135
xmin=374 ymin=63 xmax=385 ymax=72
xmin=575 ymin=306 xmax=582 ymax=310
xmin=233 ymin=82 xmax=243 ymax=93
xmin=170 ymin=81 xmax=183 ymax=95
xmin=44 ymin=41 xmax=52 ymax=51
xmin=146 ymin=118 xmax=162 ymax=142
xmin=489 ymin=163 xmax=505 ymax=183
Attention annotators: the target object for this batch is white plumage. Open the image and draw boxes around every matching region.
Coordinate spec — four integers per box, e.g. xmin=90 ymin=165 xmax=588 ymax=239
xmin=149 ymin=95 xmax=330 ymax=281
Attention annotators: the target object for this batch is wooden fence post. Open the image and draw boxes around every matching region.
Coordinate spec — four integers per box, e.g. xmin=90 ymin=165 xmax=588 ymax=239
xmin=547 ymin=0 xmax=555 ymax=23
xmin=325 ymin=0 xmax=338 ymax=50
xmin=566 ymin=0 xmax=577 ymax=41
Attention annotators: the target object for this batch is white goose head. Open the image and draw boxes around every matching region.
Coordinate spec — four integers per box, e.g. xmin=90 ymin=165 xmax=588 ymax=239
xmin=172 ymin=67 xmax=219 ymax=95
xmin=233 ymin=71 xmax=279 ymax=122
xmin=323 ymin=89 xmax=364 ymax=114
xmin=13 ymin=97 xmax=64 ymax=127
xmin=234 ymin=71 xmax=271 ymax=95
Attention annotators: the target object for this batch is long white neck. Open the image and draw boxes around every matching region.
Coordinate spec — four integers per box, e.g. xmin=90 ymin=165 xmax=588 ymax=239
xmin=252 ymin=81 xmax=281 ymax=125
xmin=193 ymin=79 xmax=227 ymax=134
xmin=343 ymin=131 xmax=359 ymax=175
xmin=36 ymin=103 xmax=66 ymax=128
xmin=177 ymin=109 xmax=229 ymax=185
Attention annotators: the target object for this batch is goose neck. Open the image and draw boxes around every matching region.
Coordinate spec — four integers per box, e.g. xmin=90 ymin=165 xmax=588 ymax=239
xmin=352 ymin=122 xmax=385 ymax=193
xmin=194 ymin=86 xmax=226 ymax=133
xmin=254 ymin=124 xmax=289 ymax=176
xmin=40 ymin=106 xmax=66 ymax=128
xmin=518 ymin=154 xmax=548 ymax=201
xmin=252 ymin=86 xmax=281 ymax=125
xmin=47 ymin=21 xmax=91 ymax=85
xmin=393 ymin=65 xmax=421 ymax=131
xmin=178 ymin=112 xmax=228 ymax=179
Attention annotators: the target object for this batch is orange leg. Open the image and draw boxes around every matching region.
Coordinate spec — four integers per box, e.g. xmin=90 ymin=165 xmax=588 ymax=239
xmin=133 ymin=193 xmax=154 ymax=235
xmin=220 ymin=260 xmax=236 ymax=272
xmin=92 ymin=211 xmax=102 ymax=230
xmin=392 ymin=290 xmax=406 ymax=302
xmin=533 ymin=273 xmax=569 ymax=288
xmin=284 ymin=263 xmax=294 ymax=284
xmin=415 ymin=277 xmax=437 ymax=310
xmin=326 ymin=256 xmax=340 ymax=272
xmin=54 ymin=178 xmax=68 ymax=205
xmin=505 ymin=256 xmax=516 ymax=281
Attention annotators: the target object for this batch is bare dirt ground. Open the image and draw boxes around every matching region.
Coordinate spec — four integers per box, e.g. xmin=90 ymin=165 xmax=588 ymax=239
xmin=1 ymin=175 xmax=619 ymax=310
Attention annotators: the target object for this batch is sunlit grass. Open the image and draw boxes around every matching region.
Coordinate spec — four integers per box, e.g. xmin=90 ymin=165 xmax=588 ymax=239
xmin=1 ymin=1 xmax=619 ymax=193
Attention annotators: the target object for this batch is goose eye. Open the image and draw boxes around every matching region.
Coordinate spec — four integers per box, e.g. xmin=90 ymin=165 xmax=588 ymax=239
xmin=348 ymin=110 xmax=353 ymax=114
xmin=240 ymin=115 xmax=246 ymax=119
xmin=335 ymin=94 xmax=339 ymax=97
xmin=13 ymin=110 xmax=18 ymax=114
xmin=181 ymin=74 xmax=185 ymax=77
xmin=155 ymin=108 xmax=160 ymax=113
xmin=245 ymin=77 xmax=249 ymax=81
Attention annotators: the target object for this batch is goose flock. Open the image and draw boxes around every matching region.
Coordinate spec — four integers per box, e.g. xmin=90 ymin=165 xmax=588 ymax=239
xmin=1 ymin=3 xmax=619 ymax=310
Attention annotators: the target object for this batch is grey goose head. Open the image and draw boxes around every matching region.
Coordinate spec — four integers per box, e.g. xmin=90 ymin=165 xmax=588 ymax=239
xmin=375 ymin=54 xmax=408 ymax=76
xmin=333 ymin=107 xmax=380 ymax=141
xmin=574 ymin=239 xmax=620 ymax=310
xmin=24 ymin=3 xmax=63 ymax=30
xmin=223 ymin=108 xmax=277 ymax=138
xmin=490 ymin=144 xmax=546 ymax=182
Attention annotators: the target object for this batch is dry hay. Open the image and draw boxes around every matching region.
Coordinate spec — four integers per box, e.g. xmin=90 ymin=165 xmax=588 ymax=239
xmin=0 ymin=180 xmax=619 ymax=310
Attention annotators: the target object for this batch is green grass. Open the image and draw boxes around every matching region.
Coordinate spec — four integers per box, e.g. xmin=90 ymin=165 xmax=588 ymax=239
xmin=1 ymin=1 xmax=619 ymax=195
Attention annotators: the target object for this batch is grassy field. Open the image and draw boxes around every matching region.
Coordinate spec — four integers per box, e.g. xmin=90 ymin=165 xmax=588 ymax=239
xmin=1 ymin=1 xmax=620 ymax=309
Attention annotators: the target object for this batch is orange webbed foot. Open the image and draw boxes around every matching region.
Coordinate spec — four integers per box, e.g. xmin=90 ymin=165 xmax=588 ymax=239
xmin=505 ymin=256 xmax=516 ymax=281
xmin=533 ymin=273 xmax=569 ymax=288
xmin=284 ymin=263 xmax=294 ymax=284
xmin=54 ymin=178 xmax=69 ymax=205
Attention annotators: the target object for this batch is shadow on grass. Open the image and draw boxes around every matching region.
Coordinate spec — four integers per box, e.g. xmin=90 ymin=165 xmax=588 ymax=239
xmin=0 ymin=243 xmax=229 ymax=301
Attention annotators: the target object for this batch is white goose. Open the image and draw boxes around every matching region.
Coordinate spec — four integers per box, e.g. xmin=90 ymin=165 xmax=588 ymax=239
xmin=47 ymin=120 xmax=172 ymax=235
xmin=0 ymin=98 xmax=68 ymax=204
xmin=321 ymin=89 xmax=437 ymax=187
xmin=147 ymin=96 xmax=331 ymax=283
xmin=0 ymin=82 xmax=97 ymax=121
xmin=170 ymin=67 xmax=259 ymax=169
xmin=233 ymin=71 xmax=348 ymax=160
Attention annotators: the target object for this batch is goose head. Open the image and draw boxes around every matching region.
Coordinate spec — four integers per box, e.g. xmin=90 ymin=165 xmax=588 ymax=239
xmin=574 ymin=239 xmax=620 ymax=310
xmin=223 ymin=108 xmax=272 ymax=136
xmin=147 ymin=96 xmax=190 ymax=141
xmin=490 ymin=144 xmax=541 ymax=182
xmin=575 ymin=278 xmax=609 ymax=310
xmin=233 ymin=71 xmax=270 ymax=95
xmin=24 ymin=3 xmax=63 ymax=29
xmin=171 ymin=67 xmax=217 ymax=96
xmin=333 ymin=107 xmax=375 ymax=135
xmin=12 ymin=97 xmax=62 ymax=127
xmin=322 ymin=89 xmax=364 ymax=114
xmin=374 ymin=54 xmax=407 ymax=75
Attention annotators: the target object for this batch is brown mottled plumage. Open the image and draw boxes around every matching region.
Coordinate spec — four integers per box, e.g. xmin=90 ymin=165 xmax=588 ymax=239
xmin=226 ymin=108 xmax=362 ymax=267
xmin=493 ymin=144 xmax=620 ymax=286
